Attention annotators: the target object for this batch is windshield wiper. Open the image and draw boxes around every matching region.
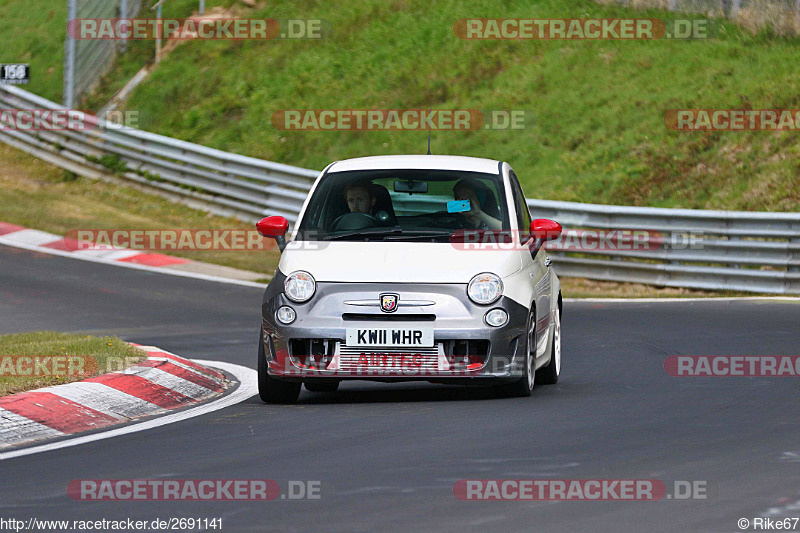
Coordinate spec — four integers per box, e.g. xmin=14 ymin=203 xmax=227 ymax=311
xmin=323 ymin=228 xmax=404 ymax=241
xmin=383 ymin=230 xmax=454 ymax=241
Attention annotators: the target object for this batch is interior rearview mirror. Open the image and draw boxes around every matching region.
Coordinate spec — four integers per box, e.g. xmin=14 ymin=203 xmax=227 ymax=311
xmin=394 ymin=180 xmax=428 ymax=193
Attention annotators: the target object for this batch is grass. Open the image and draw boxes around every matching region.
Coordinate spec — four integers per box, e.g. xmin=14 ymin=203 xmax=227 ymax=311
xmin=101 ymin=0 xmax=800 ymax=212
xmin=0 ymin=142 xmax=281 ymax=274
xmin=0 ymin=2 xmax=66 ymax=103
xmin=0 ymin=332 xmax=145 ymax=397
xmin=80 ymin=0 xmax=239 ymax=112
xmin=0 ymin=0 xmax=233 ymax=107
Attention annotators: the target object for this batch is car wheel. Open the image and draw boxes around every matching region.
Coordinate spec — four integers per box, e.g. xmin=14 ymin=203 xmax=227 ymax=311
xmin=258 ymin=334 xmax=301 ymax=404
xmin=497 ymin=309 xmax=535 ymax=398
xmin=304 ymin=381 xmax=340 ymax=393
xmin=536 ymin=306 xmax=561 ymax=385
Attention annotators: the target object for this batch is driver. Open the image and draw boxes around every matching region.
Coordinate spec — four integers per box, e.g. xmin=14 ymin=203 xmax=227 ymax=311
xmin=344 ymin=182 xmax=376 ymax=215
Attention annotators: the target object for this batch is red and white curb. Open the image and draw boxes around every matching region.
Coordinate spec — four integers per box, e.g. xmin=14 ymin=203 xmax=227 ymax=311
xmin=0 ymin=221 xmax=264 ymax=288
xmin=0 ymin=222 xmax=189 ymax=267
xmin=0 ymin=344 xmax=256 ymax=459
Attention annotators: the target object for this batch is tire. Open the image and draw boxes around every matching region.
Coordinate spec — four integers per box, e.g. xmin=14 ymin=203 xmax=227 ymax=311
xmin=304 ymin=381 xmax=340 ymax=393
xmin=497 ymin=309 xmax=535 ymax=398
xmin=536 ymin=306 xmax=561 ymax=385
xmin=258 ymin=334 xmax=301 ymax=404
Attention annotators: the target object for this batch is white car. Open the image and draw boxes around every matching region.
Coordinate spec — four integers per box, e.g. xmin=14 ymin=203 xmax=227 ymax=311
xmin=256 ymin=155 xmax=563 ymax=403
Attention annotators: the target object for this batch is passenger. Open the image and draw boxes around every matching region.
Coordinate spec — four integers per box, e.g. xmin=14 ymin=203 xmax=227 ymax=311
xmin=453 ymin=179 xmax=502 ymax=230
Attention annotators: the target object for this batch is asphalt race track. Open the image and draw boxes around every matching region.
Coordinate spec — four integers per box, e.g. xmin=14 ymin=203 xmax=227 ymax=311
xmin=1 ymin=244 xmax=799 ymax=532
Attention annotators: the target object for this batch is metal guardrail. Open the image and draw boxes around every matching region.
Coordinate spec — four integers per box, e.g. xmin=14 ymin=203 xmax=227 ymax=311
xmin=528 ymin=200 xmax=800 ymax=293
xmin=0 ymin=85 xmax=318 ymax=222
xmin=1 ymin=85 xmax=798 ymax=293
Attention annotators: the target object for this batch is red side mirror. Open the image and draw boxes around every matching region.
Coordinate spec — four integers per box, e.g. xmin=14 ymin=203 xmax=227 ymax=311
xmin=531 ymin=219 xmax=562 ymax=241
xmin=256 ymin=216 xmax=289 ymax=238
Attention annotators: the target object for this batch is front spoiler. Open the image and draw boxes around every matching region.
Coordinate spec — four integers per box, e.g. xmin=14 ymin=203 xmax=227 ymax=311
xmin=266 ymin=360 xmax=523 ymax=384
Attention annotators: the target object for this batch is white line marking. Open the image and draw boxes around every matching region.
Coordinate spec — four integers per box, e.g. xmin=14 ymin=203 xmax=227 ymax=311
xmin=37 ymin=382 xmax=166 ymax=421
xmin=73 ymin=249 xmax=142 ymax=261
xmin=0 ymin=360 xmax=257 ymax=460
xmin=2 ymin=229 xmax=66 ymax=247
xmin=0 ymin=408 xmax=65 ymax=450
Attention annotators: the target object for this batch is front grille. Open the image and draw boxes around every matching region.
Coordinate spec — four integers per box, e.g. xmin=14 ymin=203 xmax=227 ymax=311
xmin=334 ymin=342 xmax=443 ymax=371
xmin=288 ymin=339 xmax=490 ymax=373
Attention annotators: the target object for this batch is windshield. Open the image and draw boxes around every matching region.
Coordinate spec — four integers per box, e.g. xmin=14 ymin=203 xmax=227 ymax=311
xmin=295 ymin=169 xmax=510 ymax=241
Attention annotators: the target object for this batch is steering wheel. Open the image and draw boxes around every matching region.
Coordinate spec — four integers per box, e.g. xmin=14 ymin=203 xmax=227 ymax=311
xmin=330 ymin=212 xmax=378 ymax=232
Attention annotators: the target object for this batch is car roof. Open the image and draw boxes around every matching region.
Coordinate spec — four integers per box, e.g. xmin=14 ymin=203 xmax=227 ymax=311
xmin=327 ymin=155 xmax=503 ymax=175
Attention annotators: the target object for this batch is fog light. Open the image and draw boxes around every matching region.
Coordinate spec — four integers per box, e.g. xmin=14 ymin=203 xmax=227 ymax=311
xmin=276 ymin=306 xmax=296 ymax=324
xmin=485 ymin=308 xmax=508 ymax=327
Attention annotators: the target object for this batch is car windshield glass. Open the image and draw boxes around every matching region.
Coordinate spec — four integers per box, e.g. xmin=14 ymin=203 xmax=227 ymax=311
xmin=295 ymin=169 xmax=510 ymax=241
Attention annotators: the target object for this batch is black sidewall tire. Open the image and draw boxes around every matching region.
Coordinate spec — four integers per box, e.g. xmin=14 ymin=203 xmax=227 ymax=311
xmin=258 ymin=333 xmax=301 ymax=404
xmin=536 ymin=307 xmax=561 ymax=385
xmin=497 ymin=309 xmax=535 ymax=398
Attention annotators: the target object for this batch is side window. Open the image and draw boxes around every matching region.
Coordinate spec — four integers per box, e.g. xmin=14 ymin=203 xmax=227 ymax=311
xmin=509 ymin=171 xmax=532 ymax=241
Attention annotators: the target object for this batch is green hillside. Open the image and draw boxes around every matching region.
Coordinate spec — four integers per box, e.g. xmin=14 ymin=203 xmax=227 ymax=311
xmin=3 ymin=0 xmax=799 ymax=211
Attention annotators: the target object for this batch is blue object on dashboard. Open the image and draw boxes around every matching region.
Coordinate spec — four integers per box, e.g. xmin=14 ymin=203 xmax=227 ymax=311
xmin=447 ymin=199 xmax=471 ymax=213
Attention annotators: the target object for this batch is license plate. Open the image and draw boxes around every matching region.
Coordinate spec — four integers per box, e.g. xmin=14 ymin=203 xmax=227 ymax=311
xmin=346 ymin=327 xmax=434 ymax=348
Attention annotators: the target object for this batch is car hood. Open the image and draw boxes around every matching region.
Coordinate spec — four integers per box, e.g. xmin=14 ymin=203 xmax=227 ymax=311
xmin=278 ymin=241 xmax=522 ymax=283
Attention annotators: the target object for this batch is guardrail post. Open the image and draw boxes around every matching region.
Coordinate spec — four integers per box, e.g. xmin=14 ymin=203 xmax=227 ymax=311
xmin=63 ymin=0 xmax=77 ymax=108
xmin=120 ymin=0 xmax=129 ymax=53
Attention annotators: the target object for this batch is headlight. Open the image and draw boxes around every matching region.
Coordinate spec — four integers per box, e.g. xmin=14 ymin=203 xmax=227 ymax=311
xmin=467 ymin=273 xmax=503 ymax=305
xmin=284 ymin=271 xmax=316 ymax=302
